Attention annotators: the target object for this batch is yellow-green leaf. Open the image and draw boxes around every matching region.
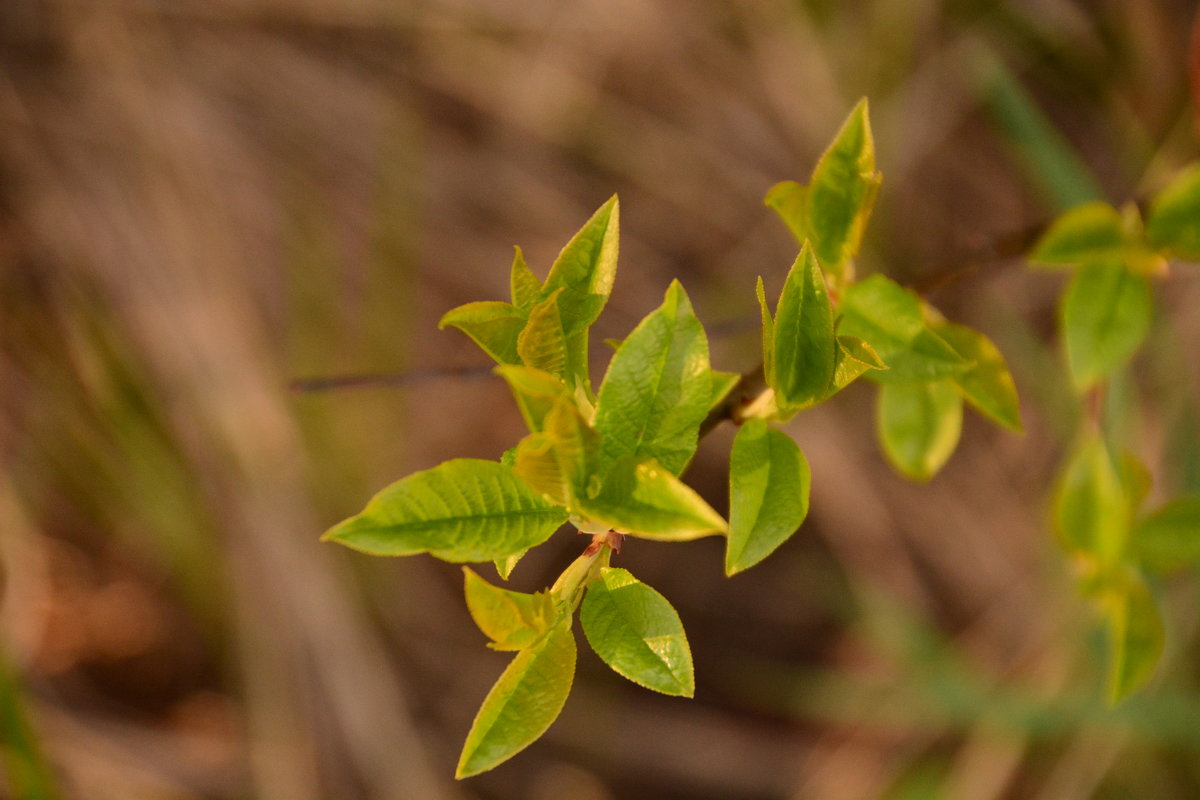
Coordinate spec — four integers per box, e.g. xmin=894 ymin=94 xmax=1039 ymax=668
xmin=463 ymin=567 xmax=555 ymax=651
xmin=510 ymin=245 xmax=541 ymax=314
xmin=1101 ymin=573 xmax=1165 ymax=705
xmin=934 ymin=322 xmax=1022 ymax=431
xmin=876 ymin=379 xmax=963 ymax=481
xmin=517 ymin=289 xmax=568 ymax=378
xmin=1060 ymin=261 xmax=1152 ymax=392
xmin=438 ymin=301 xmax=525 ymax=365
xmin=1146 ymin=162 xmax=1200 ymax=260
xmin=1030 ymin=202 xmax=1125 ymax=268
xmin=579 ymin=458 xmax=728 ymax=541
xmin=1053 ymin=435 xmax=1130 ymax=565
xmin=772 ymin=243 xmax=837 ymax=410
xmin=726 ymin=419 xmax=810 ymax=575
xmin=1131 ymin=496 xmax=1200 ymax=574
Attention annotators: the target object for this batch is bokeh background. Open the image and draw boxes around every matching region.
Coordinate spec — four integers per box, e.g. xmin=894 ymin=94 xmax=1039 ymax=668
xmin=2 ymin=1 xmax=1200 ymax=798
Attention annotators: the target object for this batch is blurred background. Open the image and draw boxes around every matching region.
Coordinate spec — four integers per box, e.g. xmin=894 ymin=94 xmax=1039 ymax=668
xmin=2 ymin=1 xmax=1200 ymax=798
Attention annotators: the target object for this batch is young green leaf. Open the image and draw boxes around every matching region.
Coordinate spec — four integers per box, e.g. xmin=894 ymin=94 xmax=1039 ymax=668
xmin=1029 ymin=202 xmax=1125 ymax=268
xmin=580 ymin=567 xmax=694 ymax=696
xmin=772 ymin=243 xmax=836 ymax=410
xmin=456 ymin=620 xmax=577 ymax=778
xmin=495 ymin=365 xmax=569 ymax=433
xmin=763 ymin=181 xmax=810 ymax=246
xmin=510 ymin=246 xmax=542 ymax=314
xmin=706 ymin=369 xmax=742 ymax=415
xmin=438 ymin=301 xmax=525 ymax=365
xmin=579 ymin=458 xmax=728 ymax=541
xmin=756 ymin=276 xmax=776 ymax=389
xmin=593 ymin=280 xmax=712 ymax=476
xmin=463 ymin=568 xmax=556 ymax=651
xmin=323 ymin=459 xmax=568 ymax=562
xmin=1130 ymin=496 xmax=1200 ymax=573
xmin=934 ymin=322 xmax=1023 ymax=431
xmin=1102 ymin=573 xmax=1165 ymax=705
xmin=517 ymin=289 xmax=568 ymax=378
xmin=726 ymin=419 xmax=811 ymax=575
xmin=1146 ymin=162 xmax=1200 ymax=259
xmin=1053 ymin=435 xmax=1130 ymax=565
xmin=876 ymin=379 xmax=963 ymax=482
xmin=542 ymin=397 xmax=600 ymax=504
xmin=828 ymin=335 xmax=887 ymax=395
xmin=807 ymin=99 xmax=881 ymax=275
xmin=512 ymin=433 xmax=569 ymax=507
xmin=494 ymin=551 xmax=525 ymax=581
xmin=1060 ymin=261 xmax=1152 ymax=392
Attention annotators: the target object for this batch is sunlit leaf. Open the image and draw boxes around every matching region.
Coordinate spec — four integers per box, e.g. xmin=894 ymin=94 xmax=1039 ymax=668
xmin=463 ymin=568 xmax=556 ymax=651
xmin=517 ymin=289 xmax=568 ymax=378
xmin=438 ymin=301 xmax=525 ymax=365
xmin=1131 ymin=496 xmax=1200 ymax=573
xmin=934 ymin=322 xmax=1022 ymax=431
xmin=876 ymin=379 xmax=963 ymax=481
xmin=1146 ymin=162 xmax=1200 ymax=260
xmin=1060 ymin=261 xmax=1152 ymax=392
xmin=772 ymin=243 xmax=836 ymax=410
xmin=579 ymin=458 xmax=727 ymax=541
xmin=323 ymin=459 xmax=567 ymax=562
xmin=706 ymin=369 xmax=742 ymax=415
xmin=456 ymin=620 xmax=576 ymax=778
xmin=580 ymin=568 xmax=694 ymax=696
xmin=828 ymin=335 xmax=887 ymax=395
xmin=510 ymin=246 xmax=542 ymax=314
xmin=593 ymin=281 xmax=712 ymax=476
xmin=726 ymin=419 xmax=810 ymax=575
xmin=495 ymin=365 xmax=569 ymax=433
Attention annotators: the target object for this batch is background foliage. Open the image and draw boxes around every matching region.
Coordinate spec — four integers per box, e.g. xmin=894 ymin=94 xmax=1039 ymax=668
xmin=1 ymin=1 xmax=1199 ymax=799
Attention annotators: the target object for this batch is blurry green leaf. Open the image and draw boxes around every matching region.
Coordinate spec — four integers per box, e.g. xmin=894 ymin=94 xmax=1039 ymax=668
xmin=1029 ymin=202 xmax=1124 ymax=268
xmin=464 ymin=567 xmax=555 ymax=651
xmin=1102 ymin=573 xmax=1165 ymax=705
xmin=1060 ymin=262 xmax=1152 ymax=392
xmin=934 ymin=323 xmax=1022 ymax=431
xmin=456 ymin=620 xmax=576 ymax=778
xmin=707 ymin=369 xmax=742 ymax=414
xmin=580 ymin=458 xmax=727 ymax=541
xmin=1146 ymin=163 xmax=1200 ymax=259
xmin=1131 ymin=496 xmax=1200 ymax=573
xmin=1118 ymin=450 xmax=1153 ymax=513
xmin=837 ymin=276 xmax=968 ymax=384
xmin=510 ymin=246 xmax=541 ymax=314
xmin=1053 ymin=435 xmax=1129 ymax=565
xmin=764 ymin=181 xmax=810 ymax=246
xmin=500 ymin=446 xmax=518 ymax=468
xmin=726 ymin=419 xmax=811 ymax=575
xmin=0 ymin=643 xmax=59 ymax=800
xmin=593 ymin=281 xmax=711 ymax=476
xmin=756 ymin=276 xmax=776 ymax=389
xmin=438 ymin=301 xmax=524 ymax=365
xmin=580 ymin=567 xmax=694 ymax=696
xmin=495 ymin=365 xmax=568 ymax=433
xmin=323 ymin=459 xmax=567 ymax=562
xmin=876 ymin=379 xmax=963 ymax=481
xmin=773 ymin=243 xmax=837 ymax=409
xmin=828 ymin=335 xmax=887 ymax=395
xmin=517 ymin=289 xmax=568 ymax=378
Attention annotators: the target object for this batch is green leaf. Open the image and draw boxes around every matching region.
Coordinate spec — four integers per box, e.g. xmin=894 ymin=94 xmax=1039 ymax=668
xmin=764 ymin=181 xmax=810 ymax=246
xmin=1052 ymin=435 xmax=1130 ymax=565
xmin=934 ymin=322 xmax=1022 ymax=431
xmin=593 ymin=281 xmax=712 ymax=476
xmin=1029 ymin=202 xmax=1124 ymax=268
xmin=828 ymin=335 xmax=887 ymax=395
xmin=517 ymin=289 xmax=568 ymax=378
xmin=438 ymin=301 xmax=525 ymax=365
xmin=1131 ymin=496 xmax=1200 ymax=573
xmin=1146 ymin=162 xmax=1200 ymax=259
xmin=512 ymin=433 xmax=569 ymax=507
xmin=510 ymin=246 xmax=541 ymax=314
xmin=772 ymin=243 xmax=836 ymax=409
xmin=542 ymin=398 xmax=600 ymax=505
xmin=463 ymin=568 xmax=555 ymax=651
xmin=726 ymin=419 xmax=811 ymax=575
xmin=456 ymin=620 xmax=576 ymax=778
xmin=756 ymin=276 xmax=776 ymax=389
xmin=323 ymin=459 xmax=568 ymax=562
xmin=806 ymin=99 xmax=881 ymax=277
xmin=876 ymin=379 xmax=963 ymax=481
xmin=579 ymin=458 xmax=727 ymax=541
xmin=495 ymin=365 xmax=569 ymax=433
xmin=494 ymin=551 xmax=524 ymax=581
xmin=1101 ymin=573 xmax=1165 ymax=705
xmin=706 ymin=369 xmax=742 ymax=414
xmin=580 ymin=568 xmax=694 ymax=697
xmin=1060 ymin=261 xmax=1152 ymax=392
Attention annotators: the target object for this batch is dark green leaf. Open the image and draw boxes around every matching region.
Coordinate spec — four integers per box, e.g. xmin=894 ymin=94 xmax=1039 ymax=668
xmin=1146 ymin=162 xmax=1200 ymax=259
xmin=1060 ymin=261 xmax=1152 ymax=392
xmin=1131 ymin=496 xmax=1200 ymax=573
xmin=456 ymin=620 xmax=576 ymax=778
xmin=772 ymin=243 xmax=836 ymax=409
xmin=579 ymin=458 xmax=727 ymax=541
xmin=593 ymin=281 xmax=712 ymax=476
xmin=1029 ymin=202 xmax=1124 ymax=268
xmin=876 ymin=379 xmax=963 ymax=481
xmin=323 ymin=459 xmax=567 ymax=562
xmin=935 ymin=322 xmax=1022 ymax=431
xmin=1053 ymin=435 xmax=1130 ymax=565
xmin=463 ymin=568 xmax=555 ymax=651
xmin=580 ymin=568 xmax=694 ymax=696
xmin=726 ymin=419 xmax=811 ymax=575
xmin=438 ymin=301 xmax=525 ymax=365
